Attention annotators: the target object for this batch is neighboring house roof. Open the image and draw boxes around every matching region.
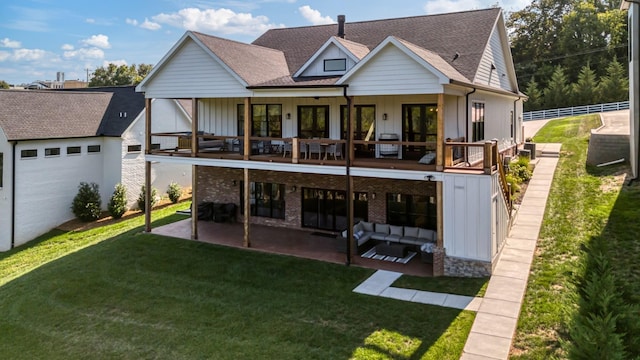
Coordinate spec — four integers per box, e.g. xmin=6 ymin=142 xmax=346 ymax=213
xmin=253 ymin=8 xmax=501 ymax=83
xmin=0 ymin=90 xmax=113 ymax=141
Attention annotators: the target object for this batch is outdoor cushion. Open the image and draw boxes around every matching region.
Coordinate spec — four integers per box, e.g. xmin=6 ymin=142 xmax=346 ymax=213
xmin=342 ymin=229 xmax=348 ymax=238
xmin=354 ymin=222 xmax=364 ymax=233
xmin=389 ymin=225 xmax=403 ymax=236
xmin=404 ymin=226 xmax=419 ymax=237
xmin=418 ymin=228 xmax=436 ymax=241
xmin=384 ymin=234 xmax=401 ymax=242
xmin=375 ymin=223 xmax=390 ymax=234
xmin=361 ymin=221 xmax=374 ymax=232
xmin=399 ymin=237 xmax=423 ymax=246
xmin=371 ymin=232 xmax=388 ymax=241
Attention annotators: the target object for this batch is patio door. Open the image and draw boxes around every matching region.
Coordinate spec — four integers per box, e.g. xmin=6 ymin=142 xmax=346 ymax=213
xmin=341 ymin=105 xmax=376 ymax=157
xmin=298 ymin=106 xmax=329 ymax=138
xmin=402 ymin=104 xmax=437 ymax=160
xmin=302 ymin=188 xmax=368 ymax=231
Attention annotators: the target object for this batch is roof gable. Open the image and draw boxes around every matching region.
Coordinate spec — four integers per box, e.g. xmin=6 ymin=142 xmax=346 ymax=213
xmin=294 ymin=37 xmax=369 ymax=77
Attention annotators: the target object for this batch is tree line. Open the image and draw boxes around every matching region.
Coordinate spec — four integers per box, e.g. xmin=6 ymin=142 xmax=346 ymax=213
xmin=507 ymin=0 xmax=628 ymax=111
xmin=89 ymin=63 xmax=153 ymax=87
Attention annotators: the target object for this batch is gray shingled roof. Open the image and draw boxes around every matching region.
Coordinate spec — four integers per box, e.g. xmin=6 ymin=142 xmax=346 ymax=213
xmin=0 ymin=90 xmax=112 ymax=141
xmin=192 ymin=31 xmax=290 ymax=86
xmin=334 ymin=37 xmax=370 ymax=60
xmin=253 ymin=8 xmax=501 ymax=82
xmin=396 ymin=38 xmax=468 ymax=83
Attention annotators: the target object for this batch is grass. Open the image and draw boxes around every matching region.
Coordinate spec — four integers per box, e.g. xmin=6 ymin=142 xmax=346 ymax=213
xmin=0 ymin=202 xmax=479 ymax=359
xmin=511 ymin=114 xmax=640 ymax=358
xmin=392 ymin=276 xmax=489 ymax=297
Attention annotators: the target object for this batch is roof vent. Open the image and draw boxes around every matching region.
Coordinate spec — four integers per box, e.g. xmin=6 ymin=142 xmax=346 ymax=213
xmin=337 ymin=15 xmax=345 ymax=38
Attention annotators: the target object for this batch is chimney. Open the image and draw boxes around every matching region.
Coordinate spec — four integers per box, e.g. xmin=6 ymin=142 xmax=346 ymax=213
xmin=337 ymin=15 xmax=345 ymax=38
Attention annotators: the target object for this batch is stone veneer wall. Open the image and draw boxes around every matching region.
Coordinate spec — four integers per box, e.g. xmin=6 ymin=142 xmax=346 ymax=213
xmin=444 ymin=256 xmax=492 ymax=278
xmin=196 ymin=166 xmax=437 ymax=230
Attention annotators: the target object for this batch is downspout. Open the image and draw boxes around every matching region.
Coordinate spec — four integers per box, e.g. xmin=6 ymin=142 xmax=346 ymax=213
xmin=11 ymin=141 xmax=17 ymax=249
xmin=513 ymin=96 xmax=522 ymax=143
xmin=342 ymin=86 xmax=352 ymax=266
xmin=465 ymin=88 xmax=477 ymax=142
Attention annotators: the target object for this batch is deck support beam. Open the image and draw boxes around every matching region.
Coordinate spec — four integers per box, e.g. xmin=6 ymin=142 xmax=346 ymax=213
xmin=243 ymin=168 xmax=251 ymax=247
xmin=243 ymin=97 xmax=252 ymax=247
xmin=436 ymin=93 xmax=445 ymax=171
xmin=144 ymin=97 xmax=152 ymax=233
xmin=191 ymin=99 xmax=199 ymax=239
xmin=346 ymin=95 xmax=355 ymax=263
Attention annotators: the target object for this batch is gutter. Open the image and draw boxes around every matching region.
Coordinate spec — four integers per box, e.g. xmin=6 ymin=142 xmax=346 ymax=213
xmin=246 ymin=84 xmax=349 ymax=90
xmin=11 ymin=141 xmax=16 ymax=249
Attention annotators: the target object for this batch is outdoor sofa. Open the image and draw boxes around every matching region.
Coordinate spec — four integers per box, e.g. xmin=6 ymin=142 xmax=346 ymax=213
xmin=338 ymin=221 xmax=436 ymax=254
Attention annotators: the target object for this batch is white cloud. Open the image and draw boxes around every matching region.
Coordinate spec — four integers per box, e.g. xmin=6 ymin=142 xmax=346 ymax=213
xmin=126 ymin=18 xmax=139 ymax=26
xmin=13 ymin=48 xmax=47 ymax=61
xmin=1 ymin=38 xmax=22 ymax=48
xmin=423 ymin=0 xmax=482 ymax=14
xmin=63 ymin=47 xmax=105 ymax=60
xmin=81 ymin=34 xmax=111 ymax=49
xmin=140 ymin=18 xmax=161 ymax=30
xmin=298 ymin=5 xmax=334 ymax=25
xmin=61 ymin=44 xmax=74 ymax=51
xmin=0 ymin=51 xmax=10 ymax=61
xmin=86 ymin=18 xmax=96 ymax=24
xmin=152 ymin=7 xmax=278 ymax=35
xmin=103 ymin=59 xmax=128 ymax=67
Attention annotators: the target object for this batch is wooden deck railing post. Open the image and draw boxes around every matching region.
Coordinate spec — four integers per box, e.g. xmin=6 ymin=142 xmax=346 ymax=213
xmin=483 ymin=141 xmax=493 ymax=174
xmin=243 ymin=97 xmax=251 ymax=160
xmin=444 ymin=141 xmax=453 ymax=168
xmin=292 ymin=138 xmax=299 ymax=164
xmin=436 ymin=93 xmax=444 ymax=171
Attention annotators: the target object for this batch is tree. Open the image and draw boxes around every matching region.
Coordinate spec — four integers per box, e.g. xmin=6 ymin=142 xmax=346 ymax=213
xmin=71 ymin=182 xmax=102 ymax=222
xmin=0 ymin=80 xmax=9 ymax=89
xmin=524 ymin=77 xmax=544 ymax=111
xmin=571 ymin=64 xmax=599 ymax=106
xmin=543 ymin=66 xmax=571 ymax=109
xmin=108 ymin=183 xmax=128 ymax=219
xmin=89 ymin=63 xmax=153 ymax=87
xmin=597 ymin=57 xmax=629 ymax=103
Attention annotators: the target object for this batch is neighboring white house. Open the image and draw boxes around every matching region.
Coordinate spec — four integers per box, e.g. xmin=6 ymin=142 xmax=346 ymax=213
xmin=137 ymin=8 xmax=525 ymax=277
xmin=0 ymin=86 xmax=192 ymax=251
xmin=623 ymin=1 xmax=640 ymax=180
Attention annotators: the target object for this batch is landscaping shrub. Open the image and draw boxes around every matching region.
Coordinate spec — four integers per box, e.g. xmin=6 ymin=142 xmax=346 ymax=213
xmin=510 ymin=157 xmax=533 ymax=182
xmin=167 ymin=182 xmax=182 ymax=204
xmin=505 ymin=174 xmax=521 ymax=194
xmin=108 ymin=183 xmax=128 ymax=219
xmin=137 ymin=185 xmax=158 ymax=213
xmin=71 ymin=182 xmax=102 ymax=222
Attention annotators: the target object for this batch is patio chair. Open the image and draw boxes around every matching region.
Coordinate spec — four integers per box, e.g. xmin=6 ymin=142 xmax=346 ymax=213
xmin=282 ymin=142 xmax=292 ymax=157
xmin=325 ymin=143 xmax=343 ymax=160
xmin=308 ymin=141 xmax=322 ymax=159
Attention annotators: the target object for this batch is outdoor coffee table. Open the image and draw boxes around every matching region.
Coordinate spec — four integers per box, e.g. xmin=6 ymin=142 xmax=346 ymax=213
xmin=376 ymin=243 xmax=408 ymax=258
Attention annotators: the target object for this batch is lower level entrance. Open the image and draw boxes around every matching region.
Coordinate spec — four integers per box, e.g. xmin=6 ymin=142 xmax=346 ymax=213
xmin=302 ymin=188 xmax=368 ymax=231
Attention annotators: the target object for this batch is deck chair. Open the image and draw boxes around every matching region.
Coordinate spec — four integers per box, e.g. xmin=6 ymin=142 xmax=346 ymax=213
xmin=325 ymin=143 xmax=343 ymax=160
xmin=308 ymin=141 xmax=322 ymax=159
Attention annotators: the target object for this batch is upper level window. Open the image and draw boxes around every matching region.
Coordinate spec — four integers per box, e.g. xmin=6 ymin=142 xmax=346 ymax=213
xmin=67 ymin=146 xmax=81 ymax=155
xmin=45 ymin=148 xmax=60 ymax=157
xmin=88 ymin=145 xmax=101 ymax=153
xmin=324 ymin=58 xmax=346 ymax=72
xmin=471 ymin=102 xmax=485 ymax=142
xmin=237 ymin=104 xmax=282 ymax=137
xmin=21 ymin=149 xmax=37 ymax=159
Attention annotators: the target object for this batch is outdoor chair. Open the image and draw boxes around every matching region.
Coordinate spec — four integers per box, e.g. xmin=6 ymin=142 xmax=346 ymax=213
xmin=308 ymin=141 xmax=322 ymax=159
xmin=325 ymin=143 xmax=343 ymax=160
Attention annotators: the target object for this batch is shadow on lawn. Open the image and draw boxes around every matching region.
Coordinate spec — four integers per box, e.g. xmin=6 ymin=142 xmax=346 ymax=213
xmin=0 ymin=228 xmax=470 ymax=359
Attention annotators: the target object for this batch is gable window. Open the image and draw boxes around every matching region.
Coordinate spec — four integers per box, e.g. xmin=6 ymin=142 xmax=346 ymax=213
xmin=88 ymin=145 xmax=101 ymax=153
xmin=472 ymin=102 xmax=485 ymax=142
xmin=21 ymin=149 xmax=37 ymax=159
xmin=0 ymin=153 xmax=3 ymax=187
xmin=240 ymin=182 xmax=285 ymax=219
xmin=67 ymin=146 xmax=81 ymax=155
xmin=45 ymin=148 xmax=60 ymax=157
xmin=127 ymin=144 xmax=142 ymax=153
xmin=324 ymin=58 xmax=346 ymax=72
xmin=386 ymin=193 xmax=436 ymax=230
xmin=237 ymin=104 xmax=282 ymax=137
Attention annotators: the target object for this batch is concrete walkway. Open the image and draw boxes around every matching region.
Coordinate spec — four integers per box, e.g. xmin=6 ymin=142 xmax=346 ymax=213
xmin=461 ymin=143 xmax=561 ymax=359
xmin=595 ymin=110 xmax=629 ymax=135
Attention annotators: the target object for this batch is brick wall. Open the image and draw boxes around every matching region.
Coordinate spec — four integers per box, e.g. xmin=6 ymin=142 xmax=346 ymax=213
xmin=586 ymin=133 xmax=629 ymax=166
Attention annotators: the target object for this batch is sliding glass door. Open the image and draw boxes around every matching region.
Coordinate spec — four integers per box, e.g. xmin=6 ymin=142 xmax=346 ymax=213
xmin=302 ymin=188 xmax=368 ymax=231
xmin=402 ymin=104 xmax=437 ymax=160
xmin=298 ymin=106 xmax=329 ymax=138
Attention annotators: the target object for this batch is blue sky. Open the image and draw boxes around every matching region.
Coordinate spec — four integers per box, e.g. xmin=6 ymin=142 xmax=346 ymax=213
xmin=0 ymin=0 xmax=529 ymax=85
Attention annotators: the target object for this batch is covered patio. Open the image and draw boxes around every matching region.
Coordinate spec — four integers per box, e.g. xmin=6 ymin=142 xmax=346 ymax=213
xmin=152 ymin=219 xmax=433 ymax=277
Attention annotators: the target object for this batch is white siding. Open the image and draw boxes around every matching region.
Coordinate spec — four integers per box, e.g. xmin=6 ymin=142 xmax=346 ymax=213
xmin=442 ymin=173 xmax=492 ymax=261
xmin=13 ymin=138 xmax=106 ymax=246
xmin=629 ymin=4 xmax=640 ymax=178
xmin=491 ymin=172 xmax=509 ymax=258
xmin=300 ymin=44 xmax=357 ymax=77
xmin=468 ymin=90 xmax=516 ymax=144
xmin=0 ymin=129 xmax=12 ymax=251
xmin=475 ymin=26 xmax=514 ymax=92
xmin=346 ymin=45 xmax=444 ymax=96
xmin=143 ymin=39 xmax=250 ymax=99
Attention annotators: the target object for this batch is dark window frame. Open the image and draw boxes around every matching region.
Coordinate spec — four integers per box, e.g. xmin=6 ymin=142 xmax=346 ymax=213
xmin=67 ymin=146 xmax=81 ymax=155
xmin=45 ymin=147 xmax=61 ymax=157
xmin=240 ymin=181 xmax=286 ymax=219
xmin=21 ymin=149 xmax=37 ymax=159
xmin=386 ymin=193 xmax=437 ymax=230
xmin=237 ymin=104 xmax=282 ymax=137
xmin=297 ymin=105 xmax=329 ymax=139
xmin=472 ymin=102 xmax=485 ymax=142
xmin=127 ymin=144 xmax=142 ymax=153
xmin=0 ymin=152 xmax=3 ymax=187
xmin=324 ymin=58 xmax=347 ymax=72
xmin=87 ymin=145 xmax=101 ymax=153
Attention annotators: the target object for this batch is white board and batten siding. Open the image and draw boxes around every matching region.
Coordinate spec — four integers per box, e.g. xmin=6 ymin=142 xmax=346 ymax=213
xmin=474 ymin=26 xmax=514 ymax=92
xmin=299 ymin=44 xmax=356 ymax=77
xmin=143 ymin=39 xmax=250 ymax=99
xmin=346 ymin=46 xmax=444 ymax=96
xmin=0 ymin=129 xmax=12 ymax=251
xmin=442 ymin=173 xmax=493 ymax=261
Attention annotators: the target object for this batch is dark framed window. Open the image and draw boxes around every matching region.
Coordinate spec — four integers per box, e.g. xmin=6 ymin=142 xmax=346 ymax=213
xmin=151 ymin=143 xmax=161 ymax=150
xmin=298 ymin=105 xmax=329 ymax=138
xmin=302 ymin=188 xmax=368 ymax=231
xmin=67 ymin=146 xmax=81 ymax=155
xmin=237 ymin=104 xmax=282 ymax=137
xmin=472 ymin=102 xmax=485 ymax=142
xmin=340 ymin=105 xmax=376 ymax=140
xmin=386 ymin=193 xmax=436 ymax=230
xmin=324 ymin=58 xmax=346 ymax=72
xmin=0 ymin=153 xmax=3 ymax=187
xmin=21 ymin=149 xmax=37 ymax=158
xmin=240 ymin=182 xmax=285 ymax=219
xmin=88 ymin=145 xmax=101 ymax=153
xmin=127 ymin=144 xmax=142 ymax=153
xmin=402 ymin=104 xmax=437 ymax=160
xmin=45 ymin=148 xmax=60 ymax=157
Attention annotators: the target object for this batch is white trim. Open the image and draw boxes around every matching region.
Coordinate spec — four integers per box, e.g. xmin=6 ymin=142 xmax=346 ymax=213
xmin=293 ymin=37 xmax=363 ymax=77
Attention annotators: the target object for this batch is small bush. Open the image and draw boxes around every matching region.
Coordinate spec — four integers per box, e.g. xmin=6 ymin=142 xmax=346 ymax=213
xmin=71 ymin=182 xmax=102 ymax=222
xmin=108 ymin=183 xmax=128 ymax=219
xmin=137 ymin=185 xmax=158 ymax=213
xmin=505 ymin=174 xmax=521 ymax=194
xmin=511 ymin=162 xmax=532 ymax=182
xmin=167 ymin=182 xmax=182 ymax=204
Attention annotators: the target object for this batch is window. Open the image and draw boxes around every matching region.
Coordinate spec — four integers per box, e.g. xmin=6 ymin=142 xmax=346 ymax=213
xmin=45 ymin=148 xmax=60 ymax=157
xmin=67 ymin=146 xmax=81 ymax=155
xmin=88 ymin=145 xmax=101 ymax=153
xmin=341 ymin=105 xmax=376 ymax=157
xmin=472 ymin=102 xmax=485 ymax=142
xmin=21 ymin=149 xmax=37 ymax=158
xmin=0 ymin=153 xmax=3 ymax=187
xmin=237 ymin=104 xmax=282 ymax=137
xmin=302 ymin=188 xmax=368 ymax=231
xmin=324 ymin=58 xmax=346 ymax=72
xmin=151 ymin=143 xmax=161 ymax=150
xmin=127 ymin=144 xmax=142 ymax=152
xmin=298 ymin=105 xmax=329 ymax=138
xmin=240 ymin=182 xmax=285 ymax=219
xmin=402 ymin=104 xmax=437 ymax=160
xmin=386 ymin=193 xmax=437 ymax=230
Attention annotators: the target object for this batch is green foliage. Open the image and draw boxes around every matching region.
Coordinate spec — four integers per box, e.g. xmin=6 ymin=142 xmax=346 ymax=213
xmin=0 ymin=80 xmax=9 ymax=89
xmin=571 ymin=64 xmax=600 ymax=106
xmin=89 ymin=63 xmax=153 ymax=87
xmin=508 ymin=156 xmax=532 ymax=183
xmin=71 ymin=182 xmax=102 ymax=222
xmin=107 ymin=183 xmax=128 ymax=219
xmin=524 ymin=77 xmax=544 ymax=111
xmin=137 ymin=185 xmax=158 ymax=213
xmin=597 ymin=57 xmax=629 ymax=103
xmin=505 ymin=173 xmax=521 ymax=194
xmin=167 ymin=182 xmax=182 ymax=204
xmin=543 ymin=66 xmax=571 ymax=109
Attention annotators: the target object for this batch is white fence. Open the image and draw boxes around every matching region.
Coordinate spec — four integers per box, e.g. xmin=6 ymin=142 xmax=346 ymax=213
xmin=523 ymin=101 xmax=629 ymax=121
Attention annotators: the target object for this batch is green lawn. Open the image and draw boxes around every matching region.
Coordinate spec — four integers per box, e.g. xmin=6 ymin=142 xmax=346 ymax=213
xmin=0 ymin=203 xmax=479 ymax=359
xmin=511 ymin=115 xmax=640 ymax=358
